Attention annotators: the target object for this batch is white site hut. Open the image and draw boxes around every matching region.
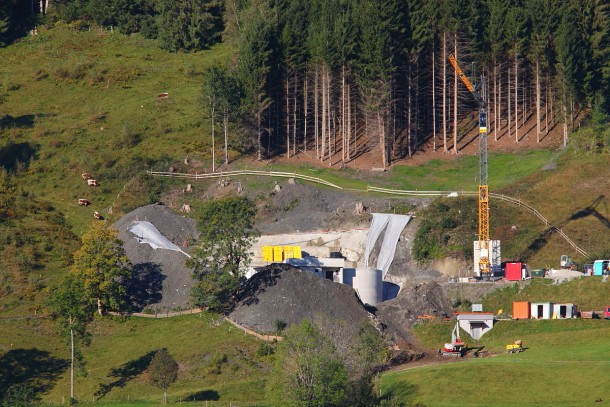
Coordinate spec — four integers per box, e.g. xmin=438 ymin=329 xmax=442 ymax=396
xmin=553 ymin=303 xmax=577 ymax=319
xmin=530 ymin=302 xmax=554 ymax=319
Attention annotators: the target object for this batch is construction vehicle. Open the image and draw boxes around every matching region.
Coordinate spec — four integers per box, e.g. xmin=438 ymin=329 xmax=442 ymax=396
xmin=506 ymin=340 xmax=524 ymax=353
xmin=447 ymin=55 xmax=491 ymax=277
xmin=560 ymin=255 xmax=577 ymax=270
xmin=440 ymin=322 xmax=467 ymax=357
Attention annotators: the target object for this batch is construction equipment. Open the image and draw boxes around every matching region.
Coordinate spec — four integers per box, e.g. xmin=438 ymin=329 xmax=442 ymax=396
xmin=447 ymin=55 xmax=490 ymax=276
xmin=506 ymin=340 xmax=524 ymax=353
xmin=560 ymin=255 xmax=576 ymax=270
xmin=441 ymin=322 xmax=467 ymax=357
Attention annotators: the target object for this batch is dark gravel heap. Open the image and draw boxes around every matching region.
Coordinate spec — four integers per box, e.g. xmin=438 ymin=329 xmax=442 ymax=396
xmin=230 ymin=263 xmax=371 ymax=334
xmin=376 ymin=281 xmax=453 ymax=347
xmin=114 ymin=204 xmax=198 ymax=312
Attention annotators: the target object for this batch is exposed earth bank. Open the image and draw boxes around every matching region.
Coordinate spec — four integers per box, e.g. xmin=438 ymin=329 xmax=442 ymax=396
xmin=116 ymin=180 xmax=504 ymax=354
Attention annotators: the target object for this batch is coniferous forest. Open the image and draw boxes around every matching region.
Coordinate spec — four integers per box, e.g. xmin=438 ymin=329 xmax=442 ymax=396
xmin=2 ymin=0 xmax=610 ymax=166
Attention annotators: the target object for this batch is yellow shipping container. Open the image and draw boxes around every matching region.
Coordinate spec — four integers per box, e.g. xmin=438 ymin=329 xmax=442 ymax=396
xmin=262 ymin=246 xmax=274 ymax=262
xmin=273 ymin=246 xmax=284 ymax=262
xmin=293 ymin=246 xmax=302 ymax=258
xmin=284 ymin=246 xmax=295 ymax=259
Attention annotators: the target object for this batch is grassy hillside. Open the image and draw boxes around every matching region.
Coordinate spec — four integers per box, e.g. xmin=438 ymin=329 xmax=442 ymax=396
xmin=1 ymin=26 xmax=610 ymax=406
xmin=0 ymin=314 xmax=271 ymax=405
xmin=480 ymin=277 xmax=610 ymax=314
xmin=385 ymin=319 xmax=610 ymax=406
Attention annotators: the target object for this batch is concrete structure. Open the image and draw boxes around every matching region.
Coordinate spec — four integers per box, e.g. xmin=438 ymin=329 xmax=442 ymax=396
xmin=553 ymin=303 xmax=577 ymax=319
xmin=343 ymin=267 xmax=383 ymax=306
xmin=531 ymin=302 xmax=554 ymax=319
xmin=457 ymin=313 xmax=495 ymax=339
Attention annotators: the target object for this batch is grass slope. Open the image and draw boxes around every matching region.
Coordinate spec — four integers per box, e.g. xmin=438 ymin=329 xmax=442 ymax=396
xmin=0 ymin=314 xmax=271 ymax=406
xmin=384 ymin=319 xmax=610 ymax=406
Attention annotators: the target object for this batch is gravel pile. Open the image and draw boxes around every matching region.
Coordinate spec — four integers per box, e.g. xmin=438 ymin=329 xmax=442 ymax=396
xmin=376 ymin=281 xmax=453 ymax=347
xmin=230 ymin=263 xmax=371 ymax=335
xmin=114 ymin=204 xmax=198 ymax=312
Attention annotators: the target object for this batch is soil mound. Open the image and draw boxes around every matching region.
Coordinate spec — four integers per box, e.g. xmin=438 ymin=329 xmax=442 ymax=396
xmin=114 ymin=204 xmax=198 ymax=312
xmin=376 ymin=281 xmax=453 ymax=347
xmin=230 ymin=264 xmax=371 ymax=334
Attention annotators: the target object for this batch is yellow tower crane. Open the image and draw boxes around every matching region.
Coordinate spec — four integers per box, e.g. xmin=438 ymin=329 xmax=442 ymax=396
xmin=448 ymin=55 xmax=490 ymax=276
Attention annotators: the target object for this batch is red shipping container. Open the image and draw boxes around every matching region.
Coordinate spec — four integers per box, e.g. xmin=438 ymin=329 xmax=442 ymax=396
xmin=506 ymin=262 xmax=523 ymax=281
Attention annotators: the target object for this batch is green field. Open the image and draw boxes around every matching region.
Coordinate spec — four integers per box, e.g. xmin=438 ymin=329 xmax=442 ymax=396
xmin=0 ymin=314 xmax=271 ymax=406
xmin=383 ymin=319 xmax=610 ymax=406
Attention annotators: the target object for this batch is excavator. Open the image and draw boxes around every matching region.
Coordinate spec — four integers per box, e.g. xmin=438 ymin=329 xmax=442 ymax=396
xmin=441 ymin=322 xmax=467 ymax=357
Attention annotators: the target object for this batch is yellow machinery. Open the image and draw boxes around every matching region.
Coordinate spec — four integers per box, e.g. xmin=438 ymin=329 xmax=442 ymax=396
xmin=506 ymin=340 xmax=524 ymax=353
xmin=448 ymin=55 xmax=490 ymax=276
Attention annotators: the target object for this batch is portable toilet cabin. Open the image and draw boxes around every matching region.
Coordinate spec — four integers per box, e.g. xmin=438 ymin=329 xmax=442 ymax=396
xmin=530 ymin=302 xmax=554 ymax=319
xmin=512 ymin=301 xmax=531 ymax=319
xmin=553 ymin=303 xmax=577 ymax=319
xmin=593 ymin=260 xmax=609 ymax=276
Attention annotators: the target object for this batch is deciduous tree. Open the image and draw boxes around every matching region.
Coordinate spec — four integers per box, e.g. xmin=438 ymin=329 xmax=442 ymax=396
xmin=189 ymin=197 xmax=259 ymax=312
xmin=49 ymin=274 xmax=95 ymax=401
xmin=72 ymin=221 xmax=132 ymax=315
xmin=266 ymin=319 xmax=348 ymax=407
xmin=146 ymin=348 xmax=179 ymax=404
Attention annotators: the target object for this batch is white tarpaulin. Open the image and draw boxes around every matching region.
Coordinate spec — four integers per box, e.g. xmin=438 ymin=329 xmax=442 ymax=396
xmin=364 ymin=213 xmax=391 ymax=267
xmin=364 ymin=213 xmax=411 ymax=279
xmin=128 ymin=221 xmax=191 ymax=258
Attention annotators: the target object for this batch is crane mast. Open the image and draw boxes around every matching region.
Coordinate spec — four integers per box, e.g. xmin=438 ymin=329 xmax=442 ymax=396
xmin=448 ymin=55 xmax=490 ymax=276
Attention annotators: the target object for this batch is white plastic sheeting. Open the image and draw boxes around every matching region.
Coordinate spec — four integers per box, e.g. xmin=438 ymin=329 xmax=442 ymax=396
xmin=364 ymin=214 xmax=390 ymax=267
xmin=128 ymin=221 xmax=191 ymax=258
xmin=364 ymin=213 xmax=411 ymax=279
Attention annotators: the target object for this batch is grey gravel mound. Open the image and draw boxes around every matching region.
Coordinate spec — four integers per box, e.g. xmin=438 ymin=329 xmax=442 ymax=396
xmin=114 ymin=204 xmax=198 ymax=312
xmin=230 ymin=264 xmax=371 ymax=334
xmin=376 ymin=281 xmax=453 ymax=346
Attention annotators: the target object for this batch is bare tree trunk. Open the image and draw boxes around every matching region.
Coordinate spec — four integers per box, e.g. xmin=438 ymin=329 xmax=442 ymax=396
xmin=223 ymin=114 xmax=229 ymax=165
xmin=563 ymin=91 xmax=568 ymax=147
xmin=407 ymin=64 xmax=412 ymax=158
xmin=415 ymin=60 xmax=420 ymax=155
xmin=494 ymin=61 xmax=498 ymax=141
xmin=453 ymin=34 xmax=458 ymax=154
xmin=432 ymin=42 xmax=437 ymax=151
xmin=514 ymin=56 xmax=518 ymax=142
xmin=506 ymin=64 xmax=513 ymax=143
xmin=285 ymin=75 xmax=290 ymax=158
xmin=211 ymin=105 xmax=216 ymax=171
xmin=293 ymin=71 xmax=297 ymax=157
xmin=442 ymin=32 xmax=447 ymax=152
xmin=321 ymin=66 xmax=327 ymax=162
xmin=97 ymin=297 xmax=103 ymax=315
xmin=347 ymin=83 xmax=352 ymax=160
xmin=545 ymin=76 xmax=549 ymax=134
xmin=304 ymin=69 xmax=308 ymax=151
xmin=498 ymin=63 xmax=502 ymax=138
xmin=70 ymin=318 xmax=74 ymax=400
xmin=315 ymin=66 xmax=319 ymax=159
xmin=379 ymin=112 xmax=386 ymax=168
xmin=327 ymin=69 xmax=332 ymax=166
xmin=257 ymin=110 xmax=263 ymax=161
xmin=341 ymin=64 xmax=346 ymax=164
xmin=536 ymin=60 xmax=540 ymax=143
